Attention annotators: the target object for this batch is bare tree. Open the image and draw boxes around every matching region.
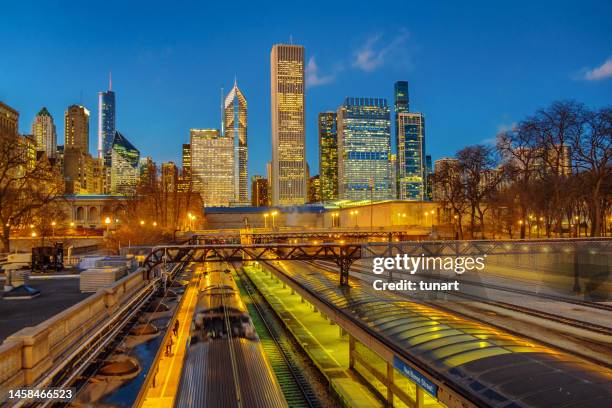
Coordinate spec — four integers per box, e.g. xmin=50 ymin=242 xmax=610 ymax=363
xmin=432 ymin=160 xmax=468 ymax=239
xmin=569 ymin=107 xmax=612 ymax=236
xmin=0 ymin=134 xmax=64 ymax=252
xmin=457 ymin=145 xmax=502 ymax=238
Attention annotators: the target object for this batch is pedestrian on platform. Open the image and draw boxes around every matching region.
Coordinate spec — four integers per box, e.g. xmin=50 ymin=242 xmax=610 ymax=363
xmin=165 ymin=338 xmax=173 ymax=356
xmin=173 ymin=319 xmax=179 ymax=337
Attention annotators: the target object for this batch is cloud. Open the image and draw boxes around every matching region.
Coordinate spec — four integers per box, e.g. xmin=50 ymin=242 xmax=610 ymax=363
xmin=352 ymin=29 xmax=410 ymax=72
xmin=496 ymin=122 xmax=517 ymax=134
xmin=305 ymin=56 xmax=336 ymax=87
xmin=581 ymin=57 xmax=612 ymax=81
xmin=481 ymin=122 xmax=517 ymax=145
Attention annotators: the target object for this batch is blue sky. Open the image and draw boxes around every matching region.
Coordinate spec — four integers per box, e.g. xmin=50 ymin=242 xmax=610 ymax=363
xmin=1 ymin=0 xmax=611 ymax=177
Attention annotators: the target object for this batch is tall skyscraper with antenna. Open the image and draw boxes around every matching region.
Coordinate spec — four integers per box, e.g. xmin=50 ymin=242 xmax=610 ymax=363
xmin=98 ymin=73 xmax=116 ymax=165
xmin=224 ymin=78 xmax=248 ymax=205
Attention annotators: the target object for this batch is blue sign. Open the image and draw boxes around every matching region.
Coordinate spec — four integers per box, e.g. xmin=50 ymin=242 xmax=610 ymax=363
xmin=393 ymin=356 xmax=438 ymax=397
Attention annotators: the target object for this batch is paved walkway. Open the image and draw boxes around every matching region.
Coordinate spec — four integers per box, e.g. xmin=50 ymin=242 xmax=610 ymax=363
xmin=245 ymin=265 xmax=382 ymax=408
xmin=140 ymin=264 xmax=202 ymax=408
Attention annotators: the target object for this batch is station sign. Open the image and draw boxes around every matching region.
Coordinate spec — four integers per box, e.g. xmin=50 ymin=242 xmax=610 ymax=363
xmin=393 ymin=356 xmax=438 ymax=397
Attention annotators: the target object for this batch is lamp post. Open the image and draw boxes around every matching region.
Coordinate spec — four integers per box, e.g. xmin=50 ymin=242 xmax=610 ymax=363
xmin=104 ymin=217 xmax=111 ymax=234
xmin=271 ymin=211 xmax=278 ymax=229
xmin=574 ymin=215 xmax=579 ymax=237
xmin=51 ymin=221 xmax=56 ymax=238
xmin=263 ymin=213 xmax=269 ymax=229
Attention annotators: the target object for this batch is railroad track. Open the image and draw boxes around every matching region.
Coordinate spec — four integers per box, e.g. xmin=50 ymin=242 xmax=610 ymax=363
xmin=310 ymin=261 xmax=612 ymax=336
xmin=313 ymin=260 xmax=612 ymax=312
xmin=233 ymin=264 xmax=322 ymax=408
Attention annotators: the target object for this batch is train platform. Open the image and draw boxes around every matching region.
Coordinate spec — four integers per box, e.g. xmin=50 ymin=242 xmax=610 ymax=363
xmin=249 ymin=260 xmax=612 ymax=408
xmin=245 ymin=264 xmax=384 ymax=408
xmin=139 ymin=264 xmax=203 ymax=408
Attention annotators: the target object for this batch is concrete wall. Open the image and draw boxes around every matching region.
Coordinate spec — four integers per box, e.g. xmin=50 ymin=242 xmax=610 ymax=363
xmin=0 ymin=269 xmax=148 ymax=394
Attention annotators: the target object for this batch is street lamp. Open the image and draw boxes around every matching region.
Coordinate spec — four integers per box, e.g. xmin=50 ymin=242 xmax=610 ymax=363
xmin=331 ymin=212 xmax=339 ymax=228
xmin=104 ymin=217 xmax=111 ymax=234
xmin=51 ymin=221 xmax=56 ymax=237
xmin=263 ymin=213 xmax=269 ymax=228
xmin=271 ymin=211 xmax=278 ymax=229
xmin=153 ymin=221 xmax=158 ymax=227
xmin=31 ymin=231 xmax=37 ymax=238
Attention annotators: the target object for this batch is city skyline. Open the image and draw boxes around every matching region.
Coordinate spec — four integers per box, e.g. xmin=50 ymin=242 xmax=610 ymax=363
xmin=1 ymin=1 xmax=611 ymax=179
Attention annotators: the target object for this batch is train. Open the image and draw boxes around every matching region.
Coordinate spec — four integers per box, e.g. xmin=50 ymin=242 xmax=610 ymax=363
xmin=174 ymin=265 xmax=288 ymax=408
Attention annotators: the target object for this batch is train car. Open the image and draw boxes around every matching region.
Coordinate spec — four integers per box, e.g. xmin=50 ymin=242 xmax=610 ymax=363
xmin=175 ymin=267 xmax=288 ymax=408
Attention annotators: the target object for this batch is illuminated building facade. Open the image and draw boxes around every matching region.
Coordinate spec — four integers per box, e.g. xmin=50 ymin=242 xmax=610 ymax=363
xmin=433 ymin=157 xmax=459 ymax=200
xmin=397 ymin=112 xmax=426 ymax=200
xmin=64 ymin=105 xmax=90 ymax=152
xmin=390 ymin=153 xmax=398 ymax=199
xmin=224 ymin=80 xmax=248 ymax=205
xmin=63 ymin=148 xmax=103 ymax=194
xmin=251 ymin=175 xmax=270 ymax=207
xmin=337 ymin=97 xmax=391 ymax=201
xmin=318 ymin=112 xmax=338 ymax=201
xmin=32 ymin=107 xmax=57 ymax=158
xmin=425 ymin=154 xmax=433 ymax=200
xmin=190 ymin=128 xmax=234 ymax=206
xmin=270 ymin=44 xmax=306 ymax=205
xmin=0 ymin=101 xmax=19 ymax=137
xmin=162 ymin=161 xmax=178 ymax=192
xmin=98 ymin=83 xmax=116 ymax=164
xmin=308 ymin=175 xmax=321 ymax=203
xmin=110 ymin=131 xmax=140 ymax=194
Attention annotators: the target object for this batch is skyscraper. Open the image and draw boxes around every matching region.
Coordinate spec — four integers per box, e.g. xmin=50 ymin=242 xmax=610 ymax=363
xmin=224 ymin=80 xmax=248 ymax=205
xmin=190 ymin=128 xmax=234 ymax=206
xmin=32 ymin=107 xmax=57 ymax=158
xmin=425 ymin=154 xmax=433 ymax=201
xmin=98 ymin=75 xmax=116 ymax=164
xmin=64 ymin=105 xmax=90 ymax=152
xmin=394 ymin=81 xmax=409 ymax=113
xmin=308 ymin=175 xmax=321 ymax=203
xmin=397 ymin=112 xmax=426 ymax=200
xmin=161 ymin=162 xmax=178 ymax=192
xmin=318 ymin=112 xmax=338 ymax=201
xmin=251 ymin=175 xmax=270 ymax=207
xmin=182 ymin=143 xmax=191 ymax=180
xmin=270 ymin=44 xmax=306 ymax=206
xmin=110 ymin=131 xmax=140 ymax=194
xmin=0 ymin=101 xmax=19 ymax=137
xmin=389 ymin=153 xmax=398 ymax=199
xmin=337 ymin=97 xmax=392 ymax=201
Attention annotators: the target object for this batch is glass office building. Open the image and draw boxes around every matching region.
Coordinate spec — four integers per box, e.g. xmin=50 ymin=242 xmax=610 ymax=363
xmin=397 ymin=112 xmax=426 ymax=200
xmin=110 ymin=131 xmax=140 ymax=194
xmin=318 ymin=112 xmax=338 ymax=201
xmin=337 ymin=97 xmax=392 ymax=201
xmin=98 ymin=89 xmax=116 ymax=165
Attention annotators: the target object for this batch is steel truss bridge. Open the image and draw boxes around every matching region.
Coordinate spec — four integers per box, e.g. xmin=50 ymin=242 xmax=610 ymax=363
xmin=186 ymin=229 xmax=432 ymax=245
xmin=143 ymin=238 xmax=612 ymax=286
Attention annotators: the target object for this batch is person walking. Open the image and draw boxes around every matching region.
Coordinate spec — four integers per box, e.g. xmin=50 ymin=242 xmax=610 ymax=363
xmin=173 ymin=319 xmax=179 ymax=337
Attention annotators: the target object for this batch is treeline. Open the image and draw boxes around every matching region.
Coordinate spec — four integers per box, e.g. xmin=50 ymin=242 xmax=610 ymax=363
xmin=433 ymin=100 xmax=611 ymax=239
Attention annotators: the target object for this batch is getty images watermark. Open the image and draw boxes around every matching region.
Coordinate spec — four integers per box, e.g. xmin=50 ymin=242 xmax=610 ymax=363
xmin=370 ymin=254 xmax=487 ymax=292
